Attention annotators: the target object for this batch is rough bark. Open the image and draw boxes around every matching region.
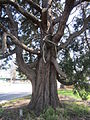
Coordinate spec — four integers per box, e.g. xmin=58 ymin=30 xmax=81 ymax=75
xmin=29 ymin=49 xmax=59 ymax=115
xmin=28 ymin=1 xmax=59 ymax=114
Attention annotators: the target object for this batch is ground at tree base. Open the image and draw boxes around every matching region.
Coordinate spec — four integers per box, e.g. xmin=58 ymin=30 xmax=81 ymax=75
xmin=0 ymin=95 xmax=90 ymax=120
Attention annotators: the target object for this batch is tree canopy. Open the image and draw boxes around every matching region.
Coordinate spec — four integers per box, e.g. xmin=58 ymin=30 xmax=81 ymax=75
xmin=0 ymin=0 xmax=90 ymax=114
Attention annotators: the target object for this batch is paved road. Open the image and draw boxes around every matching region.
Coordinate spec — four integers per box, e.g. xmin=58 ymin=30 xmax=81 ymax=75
xmin=0 ymin=80 xmax=32 ymax=104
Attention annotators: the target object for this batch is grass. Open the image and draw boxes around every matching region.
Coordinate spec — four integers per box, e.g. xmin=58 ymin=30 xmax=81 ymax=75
xmin=0 ymin=95 xmax=31 ymax=107
xmin=0 ymin=107 xmax=4 ymax=116
xmin=63 ymin=101 xmax=90 ymax=117
xmin=58 ymin=89 xmax=90 ymax=100
xmin=0 ymin=100 xmax=90 ymax=120
xmin=0 ymin=89 xmax=90 ymax=119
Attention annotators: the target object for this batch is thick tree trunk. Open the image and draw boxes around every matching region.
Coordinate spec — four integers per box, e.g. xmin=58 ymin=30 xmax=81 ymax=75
xmin=29 ymin=49 xmax=59 ymax=115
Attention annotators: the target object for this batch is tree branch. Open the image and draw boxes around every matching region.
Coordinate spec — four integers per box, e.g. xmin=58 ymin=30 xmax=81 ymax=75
xmin=0 ymin=0 xmax=41 ymax=26
xmin=58 ymin=15 xmax=90 ymax=50
xmin=25 ymin=0 xmax=42 ymax=13
xmin=57 ymin=74 xmax=77 ymax=86
xmin=0 ymin=23 xmax=40 ymax=54
xmin=51 ymin=57 xmax=77 ymax=86
xmin=3 ymin=6 xmax=37 ymax=83
xmin=41 ymin=8 xmax=48 ymax=31
xmin=16 ymin=47 xmax=36 ymax=82
xmin=51 ymin=57 xmax=67 ymax=79
xmin=52 ymin=0 xmax=75 ymax=43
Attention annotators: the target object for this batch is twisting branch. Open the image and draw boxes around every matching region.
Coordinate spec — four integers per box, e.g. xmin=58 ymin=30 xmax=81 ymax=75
xmin=16 ymin=47 xmax=36 ymax=82
xmin=58 ymin=15 xmax=90 ymax=50
xmin=0 ymin=23 xmax=40 ymax=54
xmin=51 ymin=57 xmax=77 ymax=86
xmin=2 ymin=5 xmax=37 ymax=83
xmin=57 ymin=74 xmax=78 ymax=86
xmin=51 ymin=57 xmax=67 ymax=79
xmin=0 ymin=0 xmax=41 ymax=26
xmin=52 ymin=0 xmax=75 ymax=43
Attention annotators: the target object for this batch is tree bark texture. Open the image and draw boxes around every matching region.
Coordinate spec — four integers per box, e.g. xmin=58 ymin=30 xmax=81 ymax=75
xmin=29 ymin=49 xmax=59 ymax=115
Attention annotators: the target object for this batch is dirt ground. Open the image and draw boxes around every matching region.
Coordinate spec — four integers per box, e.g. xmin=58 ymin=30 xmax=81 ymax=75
xmin=0 ymin=95 xmax=90 ymax=120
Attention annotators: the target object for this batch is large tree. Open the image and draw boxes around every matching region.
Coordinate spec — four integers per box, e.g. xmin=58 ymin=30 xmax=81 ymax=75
xmin=0 ymin=0 xmax=90 ymax=115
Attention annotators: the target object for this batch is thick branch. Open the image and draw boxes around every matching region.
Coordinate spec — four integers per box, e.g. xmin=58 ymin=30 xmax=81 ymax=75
xmin=51 ymin=57 xmax=67 ymax=79
xmin=16 ymin=47 xmax=36 ymax=82
xmin=41 ymin=8 xmax=48 ymax=31
xmin=57 ymin=75 xmax=77 ymax=86
xmin=0 ymin=0 xmax=41 ymax=26
xmin=0 ymin=23 xmax=40 ymax=54
xmin=4 ymin=7 xmax=36 ymax=83
xmin=51 ymin=57 xmax=77 ymax=86
xmin=52 ymin=0 xmax=75 ymax=43
xmin=25 ymin=0 xmax=42 ymax=13
xmin=58 ymin=15 xmax=90 ymax=50
xmin=41 ymin=0 xmax=53 ymax=32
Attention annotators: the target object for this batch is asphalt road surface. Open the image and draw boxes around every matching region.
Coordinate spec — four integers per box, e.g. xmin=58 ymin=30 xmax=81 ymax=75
xmin=0 ymin=80 xmax=32 ymax=104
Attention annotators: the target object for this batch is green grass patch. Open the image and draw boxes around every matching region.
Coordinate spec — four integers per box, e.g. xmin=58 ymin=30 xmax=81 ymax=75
xmin=24 ymin=102 xmax=90 ymax=120
xmin=58 ymin=89 xmax=90 ymax=100
xmin=0 ymin=95 xmax=31 ymax=107
xmin=0 ymin=94 xmax=90 ymax=120
xmin=63 ymin=101 xmax=90 ymax=118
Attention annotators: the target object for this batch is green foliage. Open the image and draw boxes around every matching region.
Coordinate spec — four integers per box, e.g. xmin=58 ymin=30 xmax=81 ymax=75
xmin=58 ymin=4 xmax=90 ymax=100
xmin=59 ymin=48 xmax=90 ymax=100
xmin=73 ymin=85 xmax=90 ymax=100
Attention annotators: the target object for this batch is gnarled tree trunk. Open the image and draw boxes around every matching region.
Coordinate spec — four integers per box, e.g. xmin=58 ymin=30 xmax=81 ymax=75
xmin=29 ymin=48 xmax=59 ymax=115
